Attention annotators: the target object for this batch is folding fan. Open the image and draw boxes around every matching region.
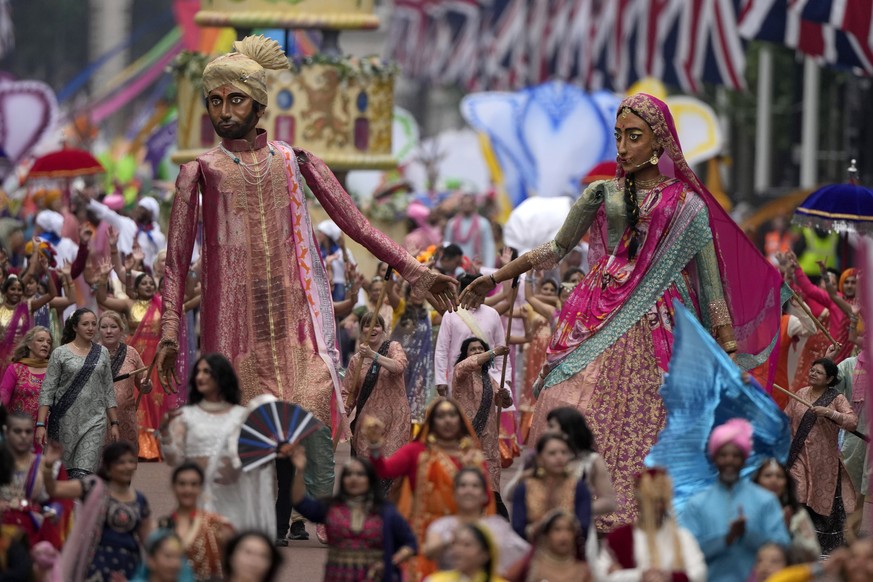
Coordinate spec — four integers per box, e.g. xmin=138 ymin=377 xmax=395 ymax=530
xmin=238 ymin=401 xmax=323 ymax=472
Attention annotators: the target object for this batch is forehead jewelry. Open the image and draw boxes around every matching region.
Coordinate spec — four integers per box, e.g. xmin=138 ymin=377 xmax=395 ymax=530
xmin=621 ymin=107 xmax=631 ymax=119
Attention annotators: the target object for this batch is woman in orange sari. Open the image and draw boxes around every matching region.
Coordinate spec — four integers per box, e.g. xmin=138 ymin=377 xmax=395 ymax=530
xmin=365 ymin=397 xmax=494 ymax=581
xmin=96 ymin=265 xmax=167 ymax=459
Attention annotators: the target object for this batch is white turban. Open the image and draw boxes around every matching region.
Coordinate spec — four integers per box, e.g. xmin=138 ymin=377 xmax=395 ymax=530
xmin=316 ymin=220 xmax=341 ymax=243
xmin=35 ymin=210 xmax=63 ymax=235
xmin=137 ymin=197 xmax=160 ymax=221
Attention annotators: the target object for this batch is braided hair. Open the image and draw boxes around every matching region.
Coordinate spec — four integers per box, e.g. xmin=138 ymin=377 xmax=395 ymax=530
xmin=624 ymin=173 xmax=641 ymax=261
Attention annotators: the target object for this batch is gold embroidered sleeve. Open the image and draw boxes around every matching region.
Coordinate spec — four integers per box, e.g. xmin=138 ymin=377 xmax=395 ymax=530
xmin=696 ymin=238 xmax=735 ymax=347
xmin=528 ymin=241 xmax=562 ymax=271
xmin=160 ymin=161 xmax=201 ymax=347
xmin=530 ymin=180 xmax=607 ymax=270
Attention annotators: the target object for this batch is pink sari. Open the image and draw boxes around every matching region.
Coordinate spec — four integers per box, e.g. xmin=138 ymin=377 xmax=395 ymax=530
xmin=0 ymin=302 xmax=32 ymax=379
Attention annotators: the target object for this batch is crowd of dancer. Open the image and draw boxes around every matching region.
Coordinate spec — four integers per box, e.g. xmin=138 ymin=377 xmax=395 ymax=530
xmin=0 ymin=34 xmax=872 ymax=582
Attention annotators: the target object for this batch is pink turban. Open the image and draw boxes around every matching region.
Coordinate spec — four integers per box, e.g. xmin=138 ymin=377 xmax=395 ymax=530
xmin=103 ymin=193 xmax=125 ymax=210
xmin=707 ymin=418 xmax=753 ymax=459
xmin=406 ymin=201 xmax=430 ymax=228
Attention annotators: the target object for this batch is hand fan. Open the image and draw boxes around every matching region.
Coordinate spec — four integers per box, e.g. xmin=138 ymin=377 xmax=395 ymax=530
xmin=238 ymin=401 xmax=323 ymax=472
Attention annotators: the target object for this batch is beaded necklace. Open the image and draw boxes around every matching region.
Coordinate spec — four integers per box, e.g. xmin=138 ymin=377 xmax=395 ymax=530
xmin=219 ymin=144 xmax=276 ymax=187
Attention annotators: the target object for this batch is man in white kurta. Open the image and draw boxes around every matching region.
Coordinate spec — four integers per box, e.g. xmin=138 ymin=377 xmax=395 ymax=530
xmin=434 ymin=274 xmax=511 ymax=396
xmin=87 ymin=196 xmax=166 ymax=269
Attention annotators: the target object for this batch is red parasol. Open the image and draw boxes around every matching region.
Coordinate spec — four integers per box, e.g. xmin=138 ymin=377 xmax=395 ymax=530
xmin=25 ymin=147 xmax=104 ymax=182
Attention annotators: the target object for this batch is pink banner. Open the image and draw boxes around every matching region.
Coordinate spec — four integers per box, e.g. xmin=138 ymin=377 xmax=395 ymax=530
xmin=89 ymin=42 xmax=183 ymax=124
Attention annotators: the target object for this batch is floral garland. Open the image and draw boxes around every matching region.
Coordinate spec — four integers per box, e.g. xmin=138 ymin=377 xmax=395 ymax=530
xmin=168 ymin=51 xmax=213 ymax=89
xmin=290 ymin=54 xmax=398 ymax=80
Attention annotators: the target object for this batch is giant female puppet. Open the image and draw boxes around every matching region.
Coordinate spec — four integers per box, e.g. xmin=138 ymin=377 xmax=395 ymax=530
xmin=460 ymin=93 xmax=783 ymax=529
xmin=155 ymin=36 xmax=457 ymax=539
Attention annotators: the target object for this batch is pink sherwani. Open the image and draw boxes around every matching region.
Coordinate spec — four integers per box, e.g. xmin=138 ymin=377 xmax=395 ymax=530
xmin=434 ymin=305 xmax=510 ymax=393
xmin=162 ymin=130 xmax=434 ymax=425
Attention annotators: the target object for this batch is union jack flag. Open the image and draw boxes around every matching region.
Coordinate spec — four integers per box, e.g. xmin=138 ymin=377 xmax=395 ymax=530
xmin=738 ymin=0 xmax=873 ymax=74
xmin=789 ymin=0 xmax=873 ymax=44
xmin=385 ymin=0 xmax=749 ymax=93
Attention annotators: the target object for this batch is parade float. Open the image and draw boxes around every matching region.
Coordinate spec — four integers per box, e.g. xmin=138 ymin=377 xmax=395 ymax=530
xmin=172 ymin=0 xmax=396 ymax=171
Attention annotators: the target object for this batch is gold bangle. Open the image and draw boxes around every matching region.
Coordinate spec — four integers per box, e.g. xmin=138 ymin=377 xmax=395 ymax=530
xmin=722 ymin=340 xmax=738 ymax=353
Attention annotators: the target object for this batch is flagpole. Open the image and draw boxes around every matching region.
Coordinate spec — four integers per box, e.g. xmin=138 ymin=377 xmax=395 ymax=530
xmin=800 ymin=57 xmax=820 ymax=189
xmin=754 ymin=46 xmax=773 ymax=194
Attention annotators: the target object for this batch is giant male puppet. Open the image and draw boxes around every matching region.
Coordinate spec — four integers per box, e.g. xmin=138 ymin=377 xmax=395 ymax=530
xmin=156 ymin=36 xmax=456 ymax=539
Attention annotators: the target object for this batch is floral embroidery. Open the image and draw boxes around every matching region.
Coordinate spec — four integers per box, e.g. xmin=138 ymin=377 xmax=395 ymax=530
xmin=529 ymin=241 xmax=561 ymax=271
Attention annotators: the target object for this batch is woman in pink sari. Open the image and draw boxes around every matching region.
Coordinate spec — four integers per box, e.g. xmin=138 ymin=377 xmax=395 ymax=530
xmin=0 ymin=253 xmax=57 ymax=379
xmin=460 ymin=93 xmax=783 ymax=530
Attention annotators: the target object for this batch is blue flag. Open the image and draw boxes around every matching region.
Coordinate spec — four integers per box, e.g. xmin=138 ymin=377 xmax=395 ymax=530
xmin=645 ymin=302 xmax=791 ymax=515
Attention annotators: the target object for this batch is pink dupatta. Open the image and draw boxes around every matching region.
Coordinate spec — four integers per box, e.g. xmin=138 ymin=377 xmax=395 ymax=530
xmin=551 ymin=178 xmax=690 ymax=355
xmin=547 ymin=94 xmax=783 ymax=385
xmin=620 ymin=95 xmax=782 ymax=371
xmin=50 ymin=476 xmax=108 ymax=582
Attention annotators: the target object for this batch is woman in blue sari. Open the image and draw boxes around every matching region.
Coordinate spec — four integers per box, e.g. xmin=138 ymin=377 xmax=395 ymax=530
xmin=390 ymin=283 xmax=436 ymax=424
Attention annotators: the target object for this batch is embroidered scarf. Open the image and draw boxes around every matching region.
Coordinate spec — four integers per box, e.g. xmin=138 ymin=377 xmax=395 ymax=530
xmin=18 ymin=357 xmax=48 ymax=369
xmin=610 ymin=94 xmax=783 ymax=384
xmin=110 ymin=343 xmax=128 ymax=379
xmin=47 ymin=343 xmax=101 ymax=442
xmin=787 ymin=388 xmax=839 ymax=469
xmin=351 ymin=341 xmax=391 ymax=433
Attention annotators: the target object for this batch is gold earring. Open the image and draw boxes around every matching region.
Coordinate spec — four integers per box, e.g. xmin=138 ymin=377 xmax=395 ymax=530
xmin=535 ymin=467 xmax=545 ymax=478
xmin=649 ymin=152 xmax=659 ymax=166
xmin=427 ymin=434 xmax=437 ymax=444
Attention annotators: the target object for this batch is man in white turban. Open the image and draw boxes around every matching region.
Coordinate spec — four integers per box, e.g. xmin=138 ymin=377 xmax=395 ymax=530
xmin=83 ymin=195 xmax=166 ymax=269
xmin=156 ymin=35 xmax=457 ymax=544
xmin=34 ymin=209 xmax=78 ymax=266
